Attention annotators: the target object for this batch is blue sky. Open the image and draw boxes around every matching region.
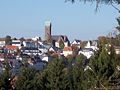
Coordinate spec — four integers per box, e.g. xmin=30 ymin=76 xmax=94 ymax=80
xmin=0 ymin=0 xmax=119 ymax=41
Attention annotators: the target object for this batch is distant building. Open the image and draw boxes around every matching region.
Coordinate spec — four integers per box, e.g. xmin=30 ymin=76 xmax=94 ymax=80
xmin=22 ymin=41 xmax=36 ymax=48
xmin=0 ymin=38 xmax=5 ymax=47
xmin=79 ymin=48 xmax=94 ymax=59
xmin=12 ymin=40 xmax=22 ymax=49
xmin=21 ymin=47 xmax=41 ymax=55
xmin=44 ymin=21 xmax=70 ymax=47
xmin=5 ymin=45 xmax=18 ymax=54
xmin=85 ymin=41 xmax=98 ymax=51
xmin=114 ymin=46 xmax=120 ymax=54
xmin=32 ymin=36 xmax=41 ymax=41
xmin=52 ymin=35 xmax=70 ymax=47
xmin=71 ymin=39 xmax=81 ymax=48
xmin=63 ymin=46 xmax=73 ymax=57
xmin=45 ymin=21 xmax=51 ymax=42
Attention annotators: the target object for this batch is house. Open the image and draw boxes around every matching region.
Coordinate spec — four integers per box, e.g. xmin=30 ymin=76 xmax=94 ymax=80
xmin=55 ymin=41 xmax=59 ymax=48
xmin=22 ymin=41 xmax=36 ymax=48
xmin=72 ymin=39 xmax=81 ymax=45
xmin=21 ymin=47 xmax=41 ymax=56
xmin=0 ymin=41 xmax=5 ymax=47
xmin=85 ymin=41 xmax=98 ymax=51
xmin=63 ymin=46 xmax=73 ymax=57
xmin=12 ymin=40 xmax=22 ymax=49
xmin=52 ymin=35 xmax=70 ymax=48
xmin=55 ymin=41 xmax=69 ymax=48
xmin=5 ymin=45 xmax=18 ymax=54
xmin=114 ymin=46 xmax=120 ymax=54
xmin=64 ymin=41 xmax=69 ymax=47
xmin=0 ymin=38 xmax=5 ymax=47
xmin=71 ymin=39 xmax=81 ymax=48
xmin=32 ymin=36 xmax=41 ymax=41
xmin=78 ymin=48 xmax=94 ymax=59
xmin=38 ymin=44 xmax=48 ymax=54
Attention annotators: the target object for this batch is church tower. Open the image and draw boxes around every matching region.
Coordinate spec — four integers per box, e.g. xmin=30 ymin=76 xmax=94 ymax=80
xmin=45 ymin=21 xmax=51 ymax=42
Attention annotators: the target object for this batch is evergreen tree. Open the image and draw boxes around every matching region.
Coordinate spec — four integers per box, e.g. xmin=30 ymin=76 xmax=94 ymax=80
xmin=15 ymin=67 xmax=36 ymax=90
xmin=45 ymin=58 xmax=69 ymax=90
xmin=66 ymin=54 xmax=87 ymax=90
xmin=72 ymin=64 xmax=85 ymax=90
xmin=76 ymin=54 xmax=87 ymax=66
xmin=76 ymin=54 xmax=83 ymax=63
xmin=98 ymin=48 xmax=114 ymax=82
xmin=33 ymin=71 xmax=49 ymax=90
xmin=0 ymin=60 xmax=11 ymax=90
xmin=85 ymin=47 xmax=115 ymax=89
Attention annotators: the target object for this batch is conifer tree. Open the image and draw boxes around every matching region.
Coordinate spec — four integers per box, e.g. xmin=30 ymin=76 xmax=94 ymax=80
xmin=45 ymin=58 xmax=69 ymax=90
xmin=0 ymin=61 xmax=11 ymax=90
xmin=72 ymin=64 xmax=85 ymax=90
xmin=85 ymin=47 xmax=115 ymax=89
xmin=15 ymin=67 xmax=36 ymax=90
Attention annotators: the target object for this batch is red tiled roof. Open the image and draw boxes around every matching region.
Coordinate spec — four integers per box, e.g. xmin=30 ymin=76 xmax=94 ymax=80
xmin=63 ymin=46 xmax=73 ymax=51
xmin=5 ymin=45 xmax=18 ymax=50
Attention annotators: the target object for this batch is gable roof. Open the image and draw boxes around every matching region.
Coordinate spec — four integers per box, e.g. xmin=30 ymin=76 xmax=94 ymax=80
xmin=72 ymin=39 xmax=81 ymax=44
xmin=51 ymin=35 xmax=69 ymax=42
